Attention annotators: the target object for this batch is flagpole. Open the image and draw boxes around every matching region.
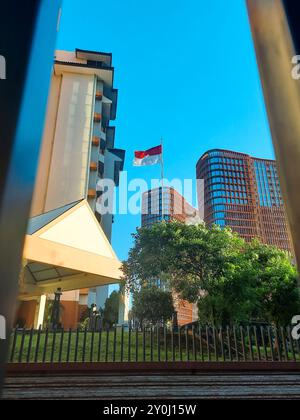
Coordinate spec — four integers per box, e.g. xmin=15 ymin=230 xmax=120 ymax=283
xmin=160 ymin=137 xmax=164 ymax=217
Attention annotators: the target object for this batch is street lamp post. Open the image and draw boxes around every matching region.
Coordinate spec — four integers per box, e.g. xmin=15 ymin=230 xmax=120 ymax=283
xmin=89 ymin=304 xmax=99 ymax=330
xmin=51 ymin=288 xmax=62 ymax=330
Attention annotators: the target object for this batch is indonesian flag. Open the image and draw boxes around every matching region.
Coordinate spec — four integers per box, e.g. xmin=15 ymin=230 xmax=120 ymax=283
xmin=133 ymin=145 xmax=162 ymax=166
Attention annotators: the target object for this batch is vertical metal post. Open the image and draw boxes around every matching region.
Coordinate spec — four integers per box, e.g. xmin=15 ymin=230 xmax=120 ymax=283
xmin=135 ymin=327 xmax=139 ymax=362
xmin=113 ymin=326 xmax=117 ymax=362
xmin=120 ymin=325 xmax=124 ymax=362
xmin=179 ymin=327 xmax=182 ymax=361
xmin=50 ymin=327 xmax=57 ymax=363
xmin=157 ymin=326 xmax=160 ymax=362
xmin=66 ymin=329 xmax=72 ymax=363
xmin=90 ymin=328 xmax=95 ymax=362
xmin=35 ymin=326 xmax=42 ymax=363
xmin=74 ymin=328 xmax=79 ymax=362
xmin=150 ymin=327 xmax=153 ymax=362
xmin=247 ymin=0 xmax=300 ymax=272
xmin=268 ymin=327 xmax=275 ymax=361
xmin=26 ymin=328 xmax=34 ymax=363
xmin=185 ymin=326 xmax=189 ymax=362
xmin=105 ymin=328 xmax=109 ymax=362
xmin=10 ymin=329 xmax=18 ymax=363
xmin=213 ymin=326 xmax=218 ymax=362
xmin=143 ymin=327 xmax=146 ymax=362
xmin=233 ymin=327 xmax=239 ymax=362
xmin=97 ymin=328 xmax=102 ymax=362
xmin=58 ymin=330 xmax=64 ymax=363
xmin=288 ymin=326 xmax=296 ymax=361
xmin=254 ymin=327 xmax=261 ymax=361
xmin=247 ymin=326 xmax=254 ymax=361
xmin=261 ymin=326 xmax=268 ymax=361
xmin=227 ymin=326 xmax=232 ymax=362
xmin=160 ymin=138 xmax=164 ymax=218
xmin=192 ymin=325 xmax=196 ymax=361
xmin=171 ymin=325 xmax=175 ymax=362
xmin=206 ymin=326 xmax=211 ymax=362
xmin=18 ymin=329 xmax=26 ymax=363
xmin=240 ymin=327 xmax=246 ymax=361
xmin=128 ymin=326 xmax=131 ymax=362
xmin=43 ymin=328 xmax=49 ymax=363
xmin=219 ymin=328 xmax=225 ymax=362
xmin=199 ymin=326 xmax=204 ymax=362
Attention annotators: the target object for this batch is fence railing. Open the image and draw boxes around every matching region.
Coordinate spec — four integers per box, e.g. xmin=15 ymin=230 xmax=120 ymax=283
xmin=8 ymin=324 xmax=300 ymax=364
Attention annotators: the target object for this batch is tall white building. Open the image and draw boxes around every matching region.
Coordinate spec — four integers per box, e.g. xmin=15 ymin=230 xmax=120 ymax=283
xmin=17 ymin=49 xmax=126 ymax=328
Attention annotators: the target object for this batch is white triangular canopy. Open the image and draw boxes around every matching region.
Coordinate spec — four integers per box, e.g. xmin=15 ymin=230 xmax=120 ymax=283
xmin=20 ymin=200 xmax=122 ymax=299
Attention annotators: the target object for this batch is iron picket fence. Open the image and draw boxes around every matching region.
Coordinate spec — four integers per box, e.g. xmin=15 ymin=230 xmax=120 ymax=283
xmin=8 ymin=324 xmax=300 ymax=364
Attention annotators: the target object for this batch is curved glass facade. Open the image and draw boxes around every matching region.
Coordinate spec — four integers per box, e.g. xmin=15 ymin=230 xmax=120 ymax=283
xmin=196 ymin=149 xmax=293 ymax=252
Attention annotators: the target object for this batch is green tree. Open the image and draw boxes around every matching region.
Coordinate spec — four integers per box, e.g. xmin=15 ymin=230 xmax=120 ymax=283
xmin=123 ymin=221 xmax=244 ymax=295
xmin=241 ymin=240 xmax=300 ymax=326
xmin=123 ymin=222 xmax=299 ymax=326
xmin=132 ymin=287 xmax=174 ymax=326
xmin=103 ymin=291 xmax=120 ymax=328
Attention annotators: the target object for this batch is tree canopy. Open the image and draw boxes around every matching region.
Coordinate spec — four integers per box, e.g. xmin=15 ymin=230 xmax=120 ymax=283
xmin=122 ymin=222 xmax=300 ymax=326
xmin=131 ymin=287 xmax=174 ymax=326
xmin=103 ymin=290 xmax=120 ymax=327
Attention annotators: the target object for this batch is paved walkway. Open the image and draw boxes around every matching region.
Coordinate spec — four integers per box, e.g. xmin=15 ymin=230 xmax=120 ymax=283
xmin=3 ymin=372 xmax=300 ymax=399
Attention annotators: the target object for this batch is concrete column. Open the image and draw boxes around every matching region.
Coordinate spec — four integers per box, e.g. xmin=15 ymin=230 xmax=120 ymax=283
xmin=247 ymin=0 xmax=300 ymax=273
xmin=118 ymin=290 xmax=130 ymax=325
xmin=34 ymin=295 xmax=47 ymax=329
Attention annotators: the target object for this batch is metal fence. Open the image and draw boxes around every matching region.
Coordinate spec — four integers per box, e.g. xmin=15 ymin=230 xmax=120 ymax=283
xmin=8 ymin=324 xmax=300 ymax=364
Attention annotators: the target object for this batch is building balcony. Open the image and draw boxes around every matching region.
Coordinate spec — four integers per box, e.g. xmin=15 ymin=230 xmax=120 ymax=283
xmin=90 ymin=161 xmax=98 ymax=172
xmin=88 ymin=189 xmax=96 ymax=199
xmin=94 ymin=113 xmax=102 ymax=122
xmin=92 ymin=136 xmax=100 ymax=147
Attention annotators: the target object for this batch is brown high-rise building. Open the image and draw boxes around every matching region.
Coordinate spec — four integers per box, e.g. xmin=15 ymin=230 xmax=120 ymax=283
xmin=141 ymin=187 xmax=199 ymax=325
xmin=141 ymin=187 xmax=199 ymax=227
xmin=196 ymin=149 xmax=293 ymax=252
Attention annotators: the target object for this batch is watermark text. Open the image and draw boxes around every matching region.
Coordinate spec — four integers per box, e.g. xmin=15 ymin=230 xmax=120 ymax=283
xmin=292 ymin=315 xmax=300 ymax=340
xmin=0 ymin=315 xmax=6 ymax=340
xmin=0 ymin=55 xmax=6 ymax=80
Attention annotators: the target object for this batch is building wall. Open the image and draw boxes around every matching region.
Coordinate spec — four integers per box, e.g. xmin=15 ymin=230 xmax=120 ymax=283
xmin=173 ymin=295 xmax=194 ymax=326
xmin=31 ymin=74 xmax=62 ymax=216
xmin=45 ymin=73 xmax=96 ymax=212
xmin=15 ymin=300 xmax=38 ymax=328
xmin=142 ymin=187 xmax=199 ymax=227
xmin=58 ymin=290 xmax=79 ymax=329
xmin=60 ymin=300 xmax=79 ymax=329
xmin=31 ymin=71 xmax=96 ymax=216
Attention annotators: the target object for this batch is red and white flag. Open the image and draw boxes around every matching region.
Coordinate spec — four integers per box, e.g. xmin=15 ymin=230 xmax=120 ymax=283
xmin=133 ymin=145 xmax=162 ymax=166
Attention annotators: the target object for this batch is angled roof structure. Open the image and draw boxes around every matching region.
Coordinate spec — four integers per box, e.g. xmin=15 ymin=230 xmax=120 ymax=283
xmin=20 ymin=200 xmax=122 ymax=300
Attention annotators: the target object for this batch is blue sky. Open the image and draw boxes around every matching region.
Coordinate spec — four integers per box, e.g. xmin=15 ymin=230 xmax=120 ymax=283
xmin=56 ymin=0 xmax=274 ymax=262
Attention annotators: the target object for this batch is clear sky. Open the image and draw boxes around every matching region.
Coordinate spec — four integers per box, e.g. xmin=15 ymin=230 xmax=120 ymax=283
xmin=56 ymin=0 xmax=274 ymax=262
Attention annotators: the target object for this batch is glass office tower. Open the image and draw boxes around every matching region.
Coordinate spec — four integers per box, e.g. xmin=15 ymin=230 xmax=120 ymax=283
xmin=196 ymin=149 xmax=293 ymax=252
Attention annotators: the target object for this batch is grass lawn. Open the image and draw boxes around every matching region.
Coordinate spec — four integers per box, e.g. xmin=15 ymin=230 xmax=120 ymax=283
xmin=9 ymin=329 xmax=300 ymax=363
xmin=9 ymin=329 xmax=206 ymax=363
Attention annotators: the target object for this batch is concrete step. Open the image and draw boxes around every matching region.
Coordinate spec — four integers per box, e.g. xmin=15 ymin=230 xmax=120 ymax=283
xmin=3 ymin=372 xmax=300 ymax=400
